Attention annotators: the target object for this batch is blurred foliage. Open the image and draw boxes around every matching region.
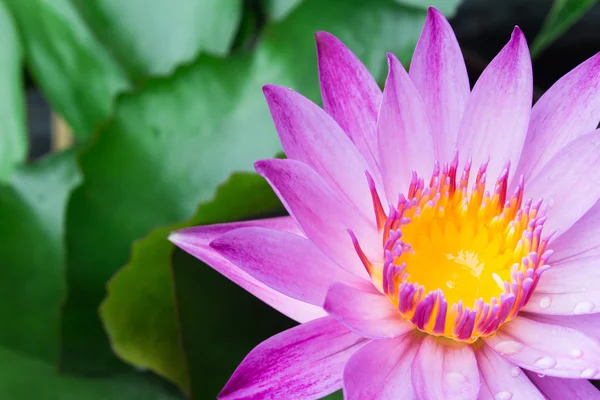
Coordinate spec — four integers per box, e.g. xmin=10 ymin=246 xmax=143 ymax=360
xmin=531 ymin=0 xmax=599 ymax=57
xmin=0 ymin=0 xmax=594 ymax=398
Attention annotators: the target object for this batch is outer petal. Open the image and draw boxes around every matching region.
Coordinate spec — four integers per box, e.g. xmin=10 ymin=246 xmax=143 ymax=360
xmin=409 ymin=7 xmax=470 ymax=161
xmin=456 ymin=27 xmax=532 ymax=184
xmin=411 ymin=336 xmax=480 ymax=400
xmin=219 ymin=317 xmax=367 ymax=400
xmin=485 ymin=314 xmax=600 ymax=378
xmin=551 ymin=200 xmax=600 ymax=263
xmin=169 ymin=217 xmax=325 ymax=323
xmin=526 ymin=372 xmax=600 ymax=399
xmin=378 ymin=53 xmax=435 ymax=203
xmin=263 ymin=84 xmax=380 ymax=219
xmin=316 ymin=31 xmax=382 ymax=176
xmin=210 ymin=227 xmax=365 ymax=307
xmin=515 ymin=52 xmax=600 ymax=183
xmin=323 ymin=283 xmax=413 ymax=339
xmin=526 ymin=129 xmax=600 ymax=236
xmin=255 ymin=158 xmax=379 ymax=279
xmin=475 ymin=344 xmax=544 ymax=399
xmin=524 ymin=255 xmax=600 ymax=315
xmin=343 ymin=332 xmax=421 ymax=400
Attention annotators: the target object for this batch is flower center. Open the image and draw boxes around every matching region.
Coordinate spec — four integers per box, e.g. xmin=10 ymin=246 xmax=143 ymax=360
xmin=353 ymin=154 xmax=553 ymax=342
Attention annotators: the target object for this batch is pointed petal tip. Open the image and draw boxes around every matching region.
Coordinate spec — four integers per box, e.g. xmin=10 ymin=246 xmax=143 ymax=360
xmin=167 ymin=231 xmax=185 ymax=246
xmin=314 ymin=30 xmax=336 ymax=44
xmin=510 ymin=26 xmax=528 ymax=48
xmin=426 ymin=6 xmax=443 ymax=19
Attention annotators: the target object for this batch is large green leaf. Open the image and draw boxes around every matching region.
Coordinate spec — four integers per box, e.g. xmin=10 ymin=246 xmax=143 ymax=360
xmin=74 ymin=0 xmax=242 ymax=79
xmin=0 ymin=345 xmax=179 ymax=400
xmin=531 ymin=0 xmax=599 ymax=58
xmin=99 ymin=173 xmax=289 ymax=396
xmin=61 ymin=0 xmax=437 ymax=377
xmin=0 ymin=151 xmax=80 ymax=363
xmin=266 ymin=0 xmax=304 ymax=21
xmin=4 ymin=0 xmax=130 ymax=137
xmin=0 ymin=0 xmax=26 ymax=181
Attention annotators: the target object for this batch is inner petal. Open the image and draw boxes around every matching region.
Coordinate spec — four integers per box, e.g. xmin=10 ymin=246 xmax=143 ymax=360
xmin=353 ymin=153 xmax=553 ymax=343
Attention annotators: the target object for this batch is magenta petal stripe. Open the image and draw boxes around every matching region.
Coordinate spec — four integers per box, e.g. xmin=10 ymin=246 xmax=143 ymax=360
xmin=218 ymin=317 xmax=367 ymax=400
xmin=169 ymin=218 xmax=325 ymax=323
xmin=516 ymin=52 xmax=600 ymax=183
xmin=457 ymin=27 xmax=532 ymax=185
xmin=411 ymin=336 xmax=480 ymax=400
xmin=409 ymin=7 xmax=470 ymax=162
xmin=343 ymin=332 xmax=421 ymax=400
xmin=316 ymin=31 xmax=382 ymax=177
xmin=323 ymin=283 xmax=413 ymax=339
xmin=484 ymin=315 xmax=600 ymax=378
xmin=255 ymin=158 xmax=379 ymax=279
xmin=210 ymin=227 xmax=365 ymax=307
xmin=378 ymin=53 xmax=435 ymax=203
xmin=475 ymin=344 xmax=543 ymax=399
xmin=526 ymin=372 xmax=600 ymax=399
xmin=263 ymin=84 xmax=382 ymax=220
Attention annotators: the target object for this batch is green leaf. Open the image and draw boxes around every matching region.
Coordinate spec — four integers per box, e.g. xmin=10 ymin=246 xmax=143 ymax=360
xmin=0 ymin=151 xmax=80 ymax=363
xmin=266 ymin=0 xmax=304 ymax=21
xmin=531 ymin=0 xmax=598 ymax=58
xmin=393 ymin=0 xmax=463 ymax=16
xmin=0 ymin=0 xmax=26 ymax=181
xmin=61 ymin=0 xmax=438 ymax=377
xmin=4 ymin=0 xmax=130 ymax=137
xmin=74 ymin=0 xmax=243 ymax=79
xmin=0 ymin=345 xmax=180 ymax=400
xmin=99 ymin=173 xmax=289 ymax=395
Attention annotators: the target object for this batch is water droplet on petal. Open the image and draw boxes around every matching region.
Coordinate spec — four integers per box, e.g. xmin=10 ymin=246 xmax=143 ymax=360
xmin=581 ymin=368 xmax=598 ymax=379
xmin=574 ymin=302 xmax=595 ymax=315
xmin=534 ymin=356 xmax=557 ymax=369
xmin=569 ymin=349 xmax=583 ymax=359
xmin=539 ymin=296 xmax=551 ymax=309
xmin=494 ymin=341 xmax=524 ymax=355
xmin=510 ymin=367 xmax=521 ymax=378
xmin=495 ymin=391 xmax=513 ymax=400
xmin=537 ymin=373 xmax=545 ymax=378
xmin=444 ymin=372 xmax=466 ymax=388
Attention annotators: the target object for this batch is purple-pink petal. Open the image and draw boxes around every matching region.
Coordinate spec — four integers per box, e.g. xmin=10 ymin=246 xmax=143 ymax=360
xmin=515 ymin=52 xmax=600 ymax=183
xmin=343 ymin=332 xmax=422 ymax=400
xmin=255 ymin=158 xmax=379 ymax=279
xmin=262 ymin=84 xmax=381 ymax=220
xmin=475 ymin=344 xmax=544 ymax=399
xmin=456 ymin=27 xmax=533 ymax=185
xmin=526 ymin=372 xmax=600 ymax=399
xmin=378 ymin=52 xmax=435 ymax=203
xmin=485 ymin=314 xmax=600 ymax=378
xmin=409 ymin=7 xmax=470 ymax=162
xmin=411 ymin=335 xmax=480 ymax=400
xmin=551 ymin=200 xmax=600 ymax=263
xmin=323 ymin=283 xmax=414 ymax=339
xmin=219 ymin=317 xmax=367 ymax=400
xmin=316 ymin=31 xmax=382 ymax=177
xmin=169 ymin=218 xmax=325 ymax=323
xmin=526 ymin=129 xmax=600 ymax=236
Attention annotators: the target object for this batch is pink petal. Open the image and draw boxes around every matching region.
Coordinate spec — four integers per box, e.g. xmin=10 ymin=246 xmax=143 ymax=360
xmin=378 ymin=53 xmax=435 ymax=203
xmin=323 ymin=283 xmax=413 ymax=339
xmin=524 ymin=255 xmax=600 ymax=315
xmin=343 ymin=332 xmax=422 ymax=400
xmin=263 ymin=84 xmax=381 ymax=219
xmin=457 ymin=27 xmax=532 ymax=185
xmin=484 ymin=314 xmax=600 ymax=378
xmin=169 ymin=218 xmax=325 ymax=323
xmin=409 ymin=7 xmax=470 ymax=162
xmin=412 ymin=335 xmax=480 ymax=400
xmin=219 ymin=317 xmax=367 ymax=400
xmin=316 ymin=31 xmax=382 ymax=176
xmin=255 ymin=158 xmax=379 ymax=279
xmin=210 ymin=227 xmax=365 ymax=307
xmin=526 ymin=129 xmax=600 ymax=236
xmin=551 ymin=200 xmax=600 ymax=263
xmin=526 ymin=372 xmax=600 ymax=399
xmin=515 ymin=52 xmax=600 ymax=183
xmin=475 ymin=344 xmax=543 ymax=399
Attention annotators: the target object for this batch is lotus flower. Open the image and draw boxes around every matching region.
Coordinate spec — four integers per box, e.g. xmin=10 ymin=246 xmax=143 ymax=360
xmin=170 ymin=7 xmax=600 ymax=399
